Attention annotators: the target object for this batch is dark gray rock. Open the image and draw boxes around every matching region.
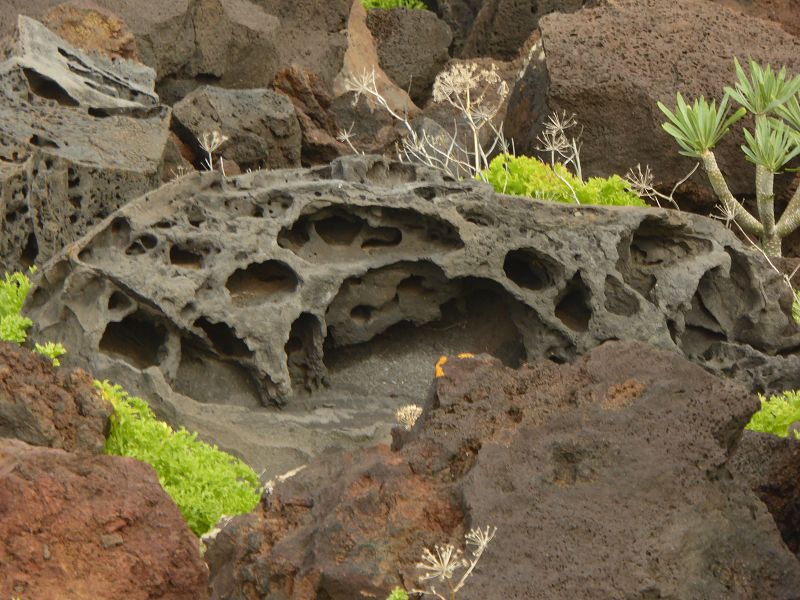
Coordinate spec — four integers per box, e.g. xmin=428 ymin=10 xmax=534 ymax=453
xmin=366 ymin=8 xmax=452 ymax=104
xmin=205 ymin=342 xmax=800 ymax=599
xmin=172 ymin=85 xmax=302 ymax=171
xmin=461 ymin=0 xmax=587 ymax=59
xmin=731 ymin=430 xmax=800 ymax=559
xmin=24 ymin=155 xmax=800 ymax=477
xmin=0 ymin=16 xmax=170 ymax=272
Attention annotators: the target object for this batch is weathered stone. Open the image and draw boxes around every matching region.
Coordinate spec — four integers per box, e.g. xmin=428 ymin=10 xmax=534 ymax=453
xmin=0 ymin=438 xmax=208 ymax=599
xmin=41 ymin=2 xmax=138 ymax=61
xmin=428 ymin=0 xmax=483 ymax=54
xmin=366 ymin=7 xmax=452 ymax=104
xmin=504 ymin=0 xmax=800 ymax=209
xmin=205 ymin=342 xmax=800 ymax=599
xmin=23 ymin=155 xmax=800 ymax=479
xmin=0 ymin=342 xmax=111 ymax=454
xmin=714 ymin=0 xmax=800 ymax=38
xmin=274 ymin=65 xmax=349 ymax=165
xmin=0 ymin=16 xmax=170 ymax=272
xmin=731 ymin=429 xmax=800 ymax=559
xmin=172 ymin=85 xmax=302 ymax=171
xmin=461 ymin=0 xmax=586 ymax=59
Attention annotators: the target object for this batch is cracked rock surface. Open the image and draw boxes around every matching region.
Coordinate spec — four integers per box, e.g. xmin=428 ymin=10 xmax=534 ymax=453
xmin=25 ymin=155 xmax=800 ymax=477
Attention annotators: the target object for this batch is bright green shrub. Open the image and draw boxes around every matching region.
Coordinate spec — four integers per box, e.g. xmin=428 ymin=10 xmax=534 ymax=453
xmin=360 ymin=0 xmax=427 ymax=9
xmin=386 ymin=588 xmax=409 ymax=600
xmin=98 ymin=380 xmax=262 ymax=536
xmin=481 ymin=154 xmax=648 ymax=207
xmin=0 ymin=270 xmax=34 ymax=343
xmin=747 ymin=390 xmax=800 ymax=439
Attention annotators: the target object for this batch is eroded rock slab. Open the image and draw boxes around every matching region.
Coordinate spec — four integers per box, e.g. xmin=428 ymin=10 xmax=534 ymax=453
xmin=24 ymin=155 xmax=800 ymax=477
xmin=0 ymin=438 xmax=208 ymax=599
xmin=204 ymin=342 xmax=800 ymax=599
xmin=0 ymin=16 xmax=170 ymax=271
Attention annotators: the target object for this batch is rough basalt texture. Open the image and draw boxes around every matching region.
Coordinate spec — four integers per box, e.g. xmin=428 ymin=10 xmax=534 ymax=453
xmin=0 ymin=438 xmax=209 ymax=600
xmin=0 ymin=16 xmax=170 ymax=272
xmin=505 ymin=0 xmax=800 ymax=208
xmin=205 ymin=342 xmax=800 ymax=599
xmin=23 ymin=155 xmax=800 ymax=476
xmin=714 ymin=0 xmax=800 ymax=38
xmin=731 ymin=430 xmax=800 ymax=559
xmin=366 ymin=7 xmax=452 ymax=104
xmin=0 ymin=342 xmax=111 ymax=454
xmin=41 ymin=2 xmax=139 ymax=61
xmin=172 ymin=85 xmax=302 ymax=171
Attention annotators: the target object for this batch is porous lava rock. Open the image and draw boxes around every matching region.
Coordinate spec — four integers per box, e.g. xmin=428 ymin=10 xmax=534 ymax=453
xmin=0 ymin=342 xmax=111 ymax=454
xmin=41 ymin=2 xmax=139 ymax=60
xmin=23 ymin=155 xmax=800 ymax=478
xmin=0 ymin=15 xmax=170 ymax=272
xmin=713 ymin=0 xmax=800 ymax=38
xmin=461 ymin=0 xmax=587 ymax=59
xmin=0 ymin=438 xmax=209 ymax=599
xmin=366 ymin=7 xmax=452 ymax=104
xmin=731 ymin=430 xmax=800 ymax=559
xmin=204 ymin=342 xmax=800 ymax=599
xmin=172 ymin=85 xmax=302 ymax=171
xmin=504 ymin=0 xmax=800 ymax=209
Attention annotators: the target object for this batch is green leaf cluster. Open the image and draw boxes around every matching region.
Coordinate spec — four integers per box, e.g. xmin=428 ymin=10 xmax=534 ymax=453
xmin=360 ymin=0 xmax=427 ymax=9
xmin=658 ymin=94 xmax=745 ymax=158
xmin=34 ymin=341 xmax=67 ymax=367
xmin=98 ymin=380 xmax=262 ymax=536
xmin=0 ymin=270 xmax=34 ymax=343
xmin=386 ymin=588 xmax=409 ymax=600
xmin=481 ymin=154 xmax=647 ymax=207
xmin=746 ymin=390 xmax=800 ymax=439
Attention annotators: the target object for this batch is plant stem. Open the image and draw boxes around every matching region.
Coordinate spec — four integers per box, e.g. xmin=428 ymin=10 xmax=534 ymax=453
xmin=701 ymin=150 xmax=763 ymax=236
xmin=776 ymin=185 xmax=800 ymax=238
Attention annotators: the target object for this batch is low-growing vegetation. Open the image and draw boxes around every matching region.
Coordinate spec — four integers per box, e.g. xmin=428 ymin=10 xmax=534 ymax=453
xmin=747 ymin=390 xmax=800 ymax=439
xmin=360 ymin=0 xmax=427 ymax=9
xmin=481 ymin=154 xmax=647 ymax=207
xmin=99 ymin=380 xmax=262 ymax=536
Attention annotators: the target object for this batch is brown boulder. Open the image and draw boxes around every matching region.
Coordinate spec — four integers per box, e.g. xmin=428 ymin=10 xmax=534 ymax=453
xmin=504 ymin=0 xmax=800 ymax=209
xmin=0 ymin=438 xmax=208 ymax=599
xmin=274 ymin=65 xmax=349 ymax=165
xmin=206 ymin=341 xmax=800 ymax=599
xmin=0 ymin=342 xmax=111 ymax=454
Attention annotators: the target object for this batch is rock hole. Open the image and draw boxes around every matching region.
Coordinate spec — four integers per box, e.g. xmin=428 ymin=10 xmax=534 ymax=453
xmin=504 ymin=249 xmax=561 ymax=291
xmin=29 ymin=134 xmax=59 ymax=149
xmin=226 ymin=260 xmax=299 ymax=305
xmin=361 ymin=227 xmax=402 ymax=249
xmin=99 ymin=312 xmax=166 ymax=368
xmin=350 ymin=305 xmax=373 ymax=323
xmin=20 ymin=232 xmax=38 ymax=268
xmin=107 ymin=291 xmax=132 ymax=311
xmin=555 ymin=273 xmax=591 ymax=332
xmin=170 ymin=245 xmax=204 ymax=268
xmin=22 ymin=68 xmax=78 ymax=106
xmin=193 ymin=317 xmax=252 ymax=357
xmin=314 ymin=215 xmax=363 ymax=245
xmin=603 ymin=275 xmax=639 ymax=316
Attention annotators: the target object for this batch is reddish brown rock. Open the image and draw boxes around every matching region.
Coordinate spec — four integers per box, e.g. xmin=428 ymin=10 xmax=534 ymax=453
xmin=505 ymin=0 xmax=800 ymax=209
xmin=274 ymin=65 xmax=348 ymax=165
xmin=713 ymin=0 xmax=800 ymax=38
xmin=42 ymin=2 xmax=138 ymax=61
xmin=206 ymin=341 xmax=800 ymax=599
xmin=0 ymin=439 xmax=208 ymax=599
xmin=0 ymin=342 xmax=111 ymax=454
